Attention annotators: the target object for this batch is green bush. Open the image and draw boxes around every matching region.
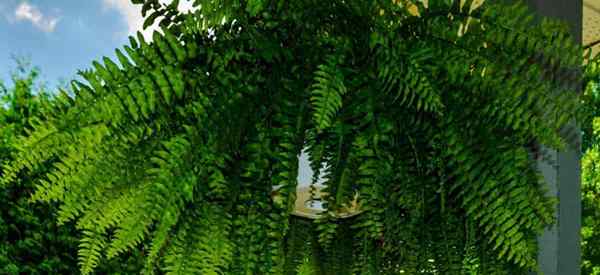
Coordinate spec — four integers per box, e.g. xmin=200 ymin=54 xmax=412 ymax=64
xmin=582 ymin=54 xmax=600 ymax=275
xmin=0 ymin=60 xmax=142 ymax=274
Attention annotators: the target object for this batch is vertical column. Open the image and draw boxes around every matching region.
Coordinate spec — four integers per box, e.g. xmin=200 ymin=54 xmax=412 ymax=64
xmin=557 ymin=138 xmax=582 ymax=274
xmin=526 ymin=0 xmax=582 ymax=274
xmin=537 ymin=149 xmax=560 ymax=275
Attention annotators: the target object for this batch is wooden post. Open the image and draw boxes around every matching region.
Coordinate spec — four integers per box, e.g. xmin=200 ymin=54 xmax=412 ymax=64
xmin=526 ymin=0 xmax=582 ymax=274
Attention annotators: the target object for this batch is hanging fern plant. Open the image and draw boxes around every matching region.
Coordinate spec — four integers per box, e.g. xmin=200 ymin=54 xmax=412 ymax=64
xmin=1 ymin=0 xmax=582 ymax=274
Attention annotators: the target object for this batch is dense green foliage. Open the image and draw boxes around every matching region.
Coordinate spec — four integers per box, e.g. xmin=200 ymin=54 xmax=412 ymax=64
xmin=0 ymin=0 xmax=583 ymax=274
xmin=582 ymin=53 xmax=600 ymax=275
xmin=0 ymin=61 xmax=142 ymax=274
xmin=0 ymin=60 xmax=78 ymax=275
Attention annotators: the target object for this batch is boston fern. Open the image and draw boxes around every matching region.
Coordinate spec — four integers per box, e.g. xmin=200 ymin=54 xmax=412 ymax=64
xmin=0 ymin=0 xmax=582 ymax=274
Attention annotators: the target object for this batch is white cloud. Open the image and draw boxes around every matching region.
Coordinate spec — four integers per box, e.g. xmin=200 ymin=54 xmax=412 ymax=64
xmin=102 ymin=0 xmax=196 ymax=40
xmin=14 ymin=2 xmax=60 ymax=33
xmin=177 ymin=1 xmax=195 ymax=13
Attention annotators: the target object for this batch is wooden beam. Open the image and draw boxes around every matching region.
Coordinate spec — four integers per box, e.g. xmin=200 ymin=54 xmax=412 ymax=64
xmin=525 ymin=1 xmax=582 ymax=274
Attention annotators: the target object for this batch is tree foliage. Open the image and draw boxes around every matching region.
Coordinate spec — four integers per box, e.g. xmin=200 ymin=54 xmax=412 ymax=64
xmin=0 ymin=59 xmax=78 ymax=275
xmin=0 ymin=0 xmax=582 ymax=274
xmin=0 ymin=60 xmax=143 ymax=274
xmin=582 ymin=53 xmax=600 ymax=275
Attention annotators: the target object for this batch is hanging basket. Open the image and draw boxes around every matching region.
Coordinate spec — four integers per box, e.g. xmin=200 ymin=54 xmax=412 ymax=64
xmin=290 ymin=185 xmax=362 ymax=219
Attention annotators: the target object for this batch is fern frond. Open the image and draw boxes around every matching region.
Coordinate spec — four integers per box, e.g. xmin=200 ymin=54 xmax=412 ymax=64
xmin=163 ymin=205 xmax=233 ymax=275
xmin=296 ymin=257 xmax=317 ymax=275
xmin=78 ymin=229 xmax=107 ymax=275
xmin=311 ymin=54 xmax=347 ymax=131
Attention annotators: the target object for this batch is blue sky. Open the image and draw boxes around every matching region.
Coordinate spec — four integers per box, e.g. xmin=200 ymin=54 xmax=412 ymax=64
xmin=0 ymin=0 xmax=193 ymax=88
